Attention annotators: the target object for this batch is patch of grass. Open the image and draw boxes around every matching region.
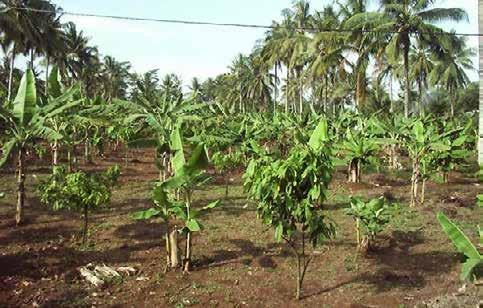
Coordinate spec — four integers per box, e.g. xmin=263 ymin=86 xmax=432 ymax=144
xmin=389 ymin=204 xmax=424 ymax=232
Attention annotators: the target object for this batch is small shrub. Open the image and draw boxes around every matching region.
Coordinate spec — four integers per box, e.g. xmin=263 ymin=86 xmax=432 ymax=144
xmin=37 ymin=165 xmax=120 ymax=244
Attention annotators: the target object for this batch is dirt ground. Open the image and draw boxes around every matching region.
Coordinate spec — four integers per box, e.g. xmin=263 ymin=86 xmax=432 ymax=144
xmin=0 ymin=149 xmax=481 ymax=307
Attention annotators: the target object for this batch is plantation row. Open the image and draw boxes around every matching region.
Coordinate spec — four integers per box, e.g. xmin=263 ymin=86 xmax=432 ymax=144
xmin=0 ymin=69 xmax=481 ymax=299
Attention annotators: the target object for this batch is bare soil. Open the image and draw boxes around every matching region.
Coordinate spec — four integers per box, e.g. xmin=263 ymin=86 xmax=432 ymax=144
xmin=0 ymin=149 xmax=481 ymax=307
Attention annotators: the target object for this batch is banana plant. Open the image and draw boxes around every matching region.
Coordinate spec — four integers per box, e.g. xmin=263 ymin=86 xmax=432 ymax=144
xmin=437 ymin=212 xmax=482 ymax=281
xmin=133 ymin=126 xmax=219 ymax=272
xmin=119 ymin=94 xmax=208 ymax=181
xmin=0 ymin=70 xmax=80 ymax=225
xmin=377 ymin=114 xmax=410 ymax=170
xmin=338 ymin=128 xmax=379 ymax=183
xmin=44 ymin=65 xmax=84 ymax=168
xmin=432 ymin=120 xmax=472 ymax=183
xmin=345 ymin=197 xmax=391 ymax=253
xmin=404 ymin=119 xmax=447 ymax=207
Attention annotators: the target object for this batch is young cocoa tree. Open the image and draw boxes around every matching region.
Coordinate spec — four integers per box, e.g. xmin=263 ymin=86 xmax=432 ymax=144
xmin=37 ymin=165 xmax=120 ymax=245
xmin=244 ymin=119 xmax=336 ymax=300
xmin=212 ymin=148 xmax=244 ymax=198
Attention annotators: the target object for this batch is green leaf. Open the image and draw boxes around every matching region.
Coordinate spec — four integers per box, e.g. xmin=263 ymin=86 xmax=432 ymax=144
xmin=170 ymin=205 xmax=187 ymax=220
xmin=186 ymin=219 xmax=201 ymax=232
xmin=437 ymin=212 xmax=480 ymax=260
xmin=47 ymin=65 xmax=62 ymax=98
xmin=161 ymin=173 xmax=189 ymax=189
xmin=13 ymin=69 xmax=37 ymax=126
xmin=202 ymin=200 xmax=220 ymax=211
xmin=0 ymin=138 xmax=17 ymax=168
xmin=413 ymin=121 xmax=424 ymax=144
xmin=309 ymin=118 xmax=328 ymax=151
xmin=187 ymin=143 xmax=209 ymax=171
xmin=153 ymin=185 xmax=169 ymax=206
xmin=170 ymin=127 xmax=186 ymax=175
xmin=460 ymin=258 xmax=481 ymax=281
xmin=132 ymin=208 xmax=161 ymax=220
xmin=275 ymin=223 xmax=283 ymax=242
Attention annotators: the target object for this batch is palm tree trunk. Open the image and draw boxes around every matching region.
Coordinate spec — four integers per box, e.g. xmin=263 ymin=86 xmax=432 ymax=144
xmin=45 ymin=56 xmax=50 ymax=96
xmin=30 ymin=50 xmax=34 ymax=70
xmin=8 ymin=45 xmax=16 ymax=102
xmin=238 ymin=72 xmax=243 ymax=114
xmin=450 ymin=90 xmax=455 ymax=118
xmin=274 ymin=64 xmax=278 ymax=112
xmin=324 ymin=75 xmax=328 ymax=114
xmin=285 ymin=69 xmax=289 ymax=113
xmin=417 ymin=79 xmax=422 ymax=117
xmin=403 ymin=43 xmax=410 ymax=118
xmin=389 ymin=75 xmax=394 ymax=113
xmin=16 ymin=147 xmax=25 ymax=225
xmin=299 ymin=76 xmax=303 ymax=115
xmin=355 ymin=72 xmax=361 ymax=111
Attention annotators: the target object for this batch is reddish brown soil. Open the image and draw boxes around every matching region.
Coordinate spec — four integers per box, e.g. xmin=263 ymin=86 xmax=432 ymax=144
xmin=0 ymin=149 xmax=481 ymax=307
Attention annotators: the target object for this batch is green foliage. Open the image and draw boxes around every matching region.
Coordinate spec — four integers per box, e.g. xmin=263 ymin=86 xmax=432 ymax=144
xmin=243 ymin=118 xmax=335 ymax=299
xmin=132 ymin=126 xmax=218 ymax=271
xmin=37 ymin=165 xmax=120 ymax=243
xmin=38 ymin=165 xmax=119 ymax=212
xmin=437 ymin=212 xmax=482 ymax=281
xmin=244 ymin=129 xmax=335 ymax=243
xmin=345 ymin=197 xmax=391 ymax=246
xmin=431 ymin=119 xmax=472 ymax=176
xmin=212 ymin=150 xmax=244 ymax=173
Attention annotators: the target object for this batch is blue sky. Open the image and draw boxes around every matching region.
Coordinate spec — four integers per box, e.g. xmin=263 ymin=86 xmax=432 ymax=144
xmin=54 ymin=0 xmax=479 ymax=84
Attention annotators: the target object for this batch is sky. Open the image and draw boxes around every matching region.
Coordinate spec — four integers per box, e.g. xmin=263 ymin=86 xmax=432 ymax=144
xmin=53 ymin=0 xmax=479 ymax=84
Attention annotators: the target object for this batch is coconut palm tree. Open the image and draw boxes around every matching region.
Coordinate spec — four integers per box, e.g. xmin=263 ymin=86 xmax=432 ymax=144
xmin=57 ymin=22 xmax=100 ymax=88
xmin=228 ymin=54 xmax=250 ymax=113
xmin=430 ymin=38 xmax=475 ymax=117
xmin=260 ymin=22 xmax=283 ymax=110
xmin=340 ymin=0 xmax=372 ymax=110
xmin=346 ymin=0 xmax=468 ymax=117
xmin=245 ymin=52 xmax=273 ymax=111
xmin=101 ymin=55 xmax=131 ymax=102
xmin=410 ymin=43 xmax=433 ymax=116
xmin=0 ymin=0 xmax=55 ymax=100
xmin=309 ymin=5 xmax=350 ymax=113
xmin=160 ymin=74 xmax=183 ymax=103
xmin=129 ymin=69 xmax=160 ymax=103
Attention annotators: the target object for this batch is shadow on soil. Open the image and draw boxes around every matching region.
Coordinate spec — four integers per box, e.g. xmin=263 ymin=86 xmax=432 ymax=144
xmin=196 ymin=239 xmax=289 ymax=270
xmin=305 ymin=229 xmax=455 ymax=299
